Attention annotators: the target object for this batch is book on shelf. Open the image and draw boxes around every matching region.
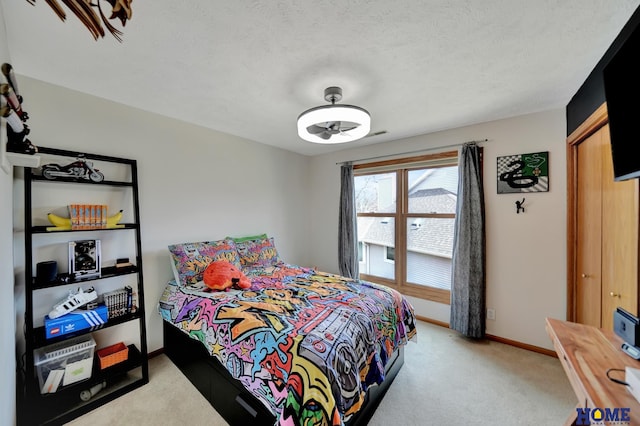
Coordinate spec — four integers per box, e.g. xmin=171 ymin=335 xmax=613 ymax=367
xmin=103 ymin=286 xmax=133 ymax=319
xmin=126 ymin=285 xmax=133 ymax=313
xmin=68 ymin=204 xmax=79 ymax=230
xmin=79 ymin=204 xmax=87 ymax=230
xmin=100 ymin=204 xmax=107 ymax=228
xmin=68 ymin=204 xmax=109 ymax=229
xmin=91 ymin=205 xmax=98 ymax=229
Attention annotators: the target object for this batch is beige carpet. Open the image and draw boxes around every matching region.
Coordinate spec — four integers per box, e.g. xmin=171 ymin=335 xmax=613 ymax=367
xmin=66 ymin=321 xmax=575 ymax=425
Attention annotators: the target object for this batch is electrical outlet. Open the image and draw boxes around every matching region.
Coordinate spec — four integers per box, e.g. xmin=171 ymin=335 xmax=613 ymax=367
xmin=487 ymin=308 xmax=496 ymax=320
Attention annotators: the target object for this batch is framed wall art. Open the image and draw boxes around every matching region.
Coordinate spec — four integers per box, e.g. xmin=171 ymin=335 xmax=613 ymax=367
xmin=497 ymin=151 xmax=549 ymax=194
xmin=69 ymin=239 xmax=101 ymax=278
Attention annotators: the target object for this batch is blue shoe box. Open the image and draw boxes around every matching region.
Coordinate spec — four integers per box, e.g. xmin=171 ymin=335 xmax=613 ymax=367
xmin=44 ymin=305 xmax=108 ymax=339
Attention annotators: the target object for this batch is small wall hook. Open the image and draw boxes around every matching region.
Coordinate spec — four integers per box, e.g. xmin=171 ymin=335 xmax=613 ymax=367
xmin=515 ymin=198 xmax=525 ymax=214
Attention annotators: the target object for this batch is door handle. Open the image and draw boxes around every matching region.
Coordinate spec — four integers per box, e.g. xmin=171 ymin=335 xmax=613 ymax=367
xmin=581 ymin=273 xmax=590 ymax=278
xmin=610 ymin=292 xmax=621 ymax=298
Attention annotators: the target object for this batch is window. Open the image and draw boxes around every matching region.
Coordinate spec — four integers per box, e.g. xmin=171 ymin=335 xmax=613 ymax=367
xmin=385 ymin=246 xmax=395 ymax=262
xmin=354 ymin=151 xmax=459 ymax=304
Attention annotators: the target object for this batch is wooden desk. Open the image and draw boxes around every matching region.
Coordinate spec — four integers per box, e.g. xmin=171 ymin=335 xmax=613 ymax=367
xmin=546 ymin=318 xmax=640 ymax=425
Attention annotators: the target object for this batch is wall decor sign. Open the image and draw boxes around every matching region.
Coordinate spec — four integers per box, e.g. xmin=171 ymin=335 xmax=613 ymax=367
xmin=69 ymin=239 xmax=101 ymax=279
xmin=497 ymin=151 xmax=549 ymax=194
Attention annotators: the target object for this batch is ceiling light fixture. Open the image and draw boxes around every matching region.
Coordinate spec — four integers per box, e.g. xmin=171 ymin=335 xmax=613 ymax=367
xmin=297 ymin=86 xmax=370 ymax=144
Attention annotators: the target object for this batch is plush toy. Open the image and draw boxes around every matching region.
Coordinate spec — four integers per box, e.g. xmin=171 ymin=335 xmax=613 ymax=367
xmin=203 ymin=261 xmax=251 ymax=291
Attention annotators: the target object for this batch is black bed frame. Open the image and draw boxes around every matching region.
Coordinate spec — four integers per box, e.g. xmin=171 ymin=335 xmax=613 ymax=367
xmin=163 ymin=321 xmax=404 ymax=426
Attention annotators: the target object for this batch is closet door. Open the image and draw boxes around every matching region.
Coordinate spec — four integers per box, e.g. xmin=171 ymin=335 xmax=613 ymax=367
xmin=573 ymin=120 xmax=639 ymax=330
xmin=576 ymin=128 xmax=603 ymax=327
xmin=600 ymin=124 xmax=639 ymax=330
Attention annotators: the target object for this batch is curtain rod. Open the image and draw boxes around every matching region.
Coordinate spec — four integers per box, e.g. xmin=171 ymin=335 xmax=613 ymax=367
xmin=335 ymin=138 xmax=489 ymax=165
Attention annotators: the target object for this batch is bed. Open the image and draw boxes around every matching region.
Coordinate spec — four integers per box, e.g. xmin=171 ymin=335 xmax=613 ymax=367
xmin=158 ymin=236 xmax=417 ymax=426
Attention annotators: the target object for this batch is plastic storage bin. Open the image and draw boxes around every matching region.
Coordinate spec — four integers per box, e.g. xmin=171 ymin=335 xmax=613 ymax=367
xmin=35 ymin=334 xmax=96 ymax=394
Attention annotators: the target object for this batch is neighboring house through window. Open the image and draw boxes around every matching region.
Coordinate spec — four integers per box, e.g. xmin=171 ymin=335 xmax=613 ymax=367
xmin=354 ymin=151 xmax=458 ymax=304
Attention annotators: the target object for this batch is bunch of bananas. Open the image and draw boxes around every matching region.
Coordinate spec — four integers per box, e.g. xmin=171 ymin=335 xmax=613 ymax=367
xmin=47 ymin=209 xmax=124 ymax=231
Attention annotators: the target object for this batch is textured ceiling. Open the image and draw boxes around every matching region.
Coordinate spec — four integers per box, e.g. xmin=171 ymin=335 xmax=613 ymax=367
xmin=1 ymin=1 xmax=639 ymax=156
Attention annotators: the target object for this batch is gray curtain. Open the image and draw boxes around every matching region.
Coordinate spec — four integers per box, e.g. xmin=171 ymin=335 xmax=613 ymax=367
xmin=450 ymin=143 xmax=486 ymax=338
xmin=339 ymin=163 xmax=359 ymax=279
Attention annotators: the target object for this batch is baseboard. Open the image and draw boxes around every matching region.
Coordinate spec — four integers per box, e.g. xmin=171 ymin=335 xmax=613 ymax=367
xmin=485 ymin=333 xmax=556 ymax=357
xmin=148 ymin=347 xmax=165 ymax=359
xmin=414 ymin=314 xmax=557 ymax=358
xmin=416 ymin=315 xmax=449 ymax=328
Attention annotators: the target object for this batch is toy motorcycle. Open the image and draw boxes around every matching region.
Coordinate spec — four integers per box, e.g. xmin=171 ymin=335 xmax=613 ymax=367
xmin=41 ymin=157 xmax=104 ymax=182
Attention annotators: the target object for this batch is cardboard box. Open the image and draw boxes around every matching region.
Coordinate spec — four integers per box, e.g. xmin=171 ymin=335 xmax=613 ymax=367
xmin=44 ymin=305 xmax=108 ymax=339
xmin=35 ymin=334 xmax=96 ymax=394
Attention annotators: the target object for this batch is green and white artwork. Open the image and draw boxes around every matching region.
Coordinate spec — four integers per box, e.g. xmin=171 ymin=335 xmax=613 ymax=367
xmin=497 ymin=151 xmax=549 ymax=194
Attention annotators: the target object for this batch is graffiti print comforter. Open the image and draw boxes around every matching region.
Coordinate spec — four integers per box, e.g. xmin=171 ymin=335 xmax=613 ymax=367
xmin=158 ymin=264 xmax=416 ymax=425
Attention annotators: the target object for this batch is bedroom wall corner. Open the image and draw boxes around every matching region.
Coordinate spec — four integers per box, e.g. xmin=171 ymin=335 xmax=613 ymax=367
xmin=0 ymin=2 xmax=17 ymax=425
xmin=307 ymin=109 xmax=567 ymax=351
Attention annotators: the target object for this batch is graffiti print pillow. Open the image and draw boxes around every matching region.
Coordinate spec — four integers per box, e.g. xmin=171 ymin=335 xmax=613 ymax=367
xmin=168 ymin=239 xmax=241 ymax=286
xmin=235 ymin=236 xmax=283 ymax=269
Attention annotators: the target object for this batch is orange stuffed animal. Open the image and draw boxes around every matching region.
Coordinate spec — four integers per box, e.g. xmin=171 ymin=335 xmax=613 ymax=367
xmin=203 ymin=261 xmax=251 ymax=291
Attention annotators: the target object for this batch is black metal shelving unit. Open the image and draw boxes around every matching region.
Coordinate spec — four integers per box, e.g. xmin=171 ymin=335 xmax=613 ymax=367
xmin=17 ymin=146 xmax=149 ymax=426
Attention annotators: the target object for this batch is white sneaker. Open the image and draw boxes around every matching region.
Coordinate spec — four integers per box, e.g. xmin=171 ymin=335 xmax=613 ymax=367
xmin=49 ymin=287 xmax=98 ymax=319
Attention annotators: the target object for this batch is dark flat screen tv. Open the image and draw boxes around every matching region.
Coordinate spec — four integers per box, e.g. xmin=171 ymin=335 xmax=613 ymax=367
xmin=603 ymin=24 xmax=640 ymax=181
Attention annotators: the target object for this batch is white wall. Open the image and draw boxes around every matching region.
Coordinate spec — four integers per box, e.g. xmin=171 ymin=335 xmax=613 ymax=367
xmin=308 ymin=109 xmax=567 ymax=350
xmin=0 ymin=3 xmax=16 ymax=424
xmin=11 ymin=76 xmax=312 ymax=360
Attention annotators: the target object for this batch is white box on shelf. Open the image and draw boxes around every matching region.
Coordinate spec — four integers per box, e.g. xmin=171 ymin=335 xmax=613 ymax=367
xmin=68 ymin=239 xmax=101 ymax=278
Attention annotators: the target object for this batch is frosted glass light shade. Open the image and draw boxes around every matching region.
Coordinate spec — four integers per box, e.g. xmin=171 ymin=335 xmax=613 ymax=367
xmin=297 ymin=105 xmax=371 ymax=144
